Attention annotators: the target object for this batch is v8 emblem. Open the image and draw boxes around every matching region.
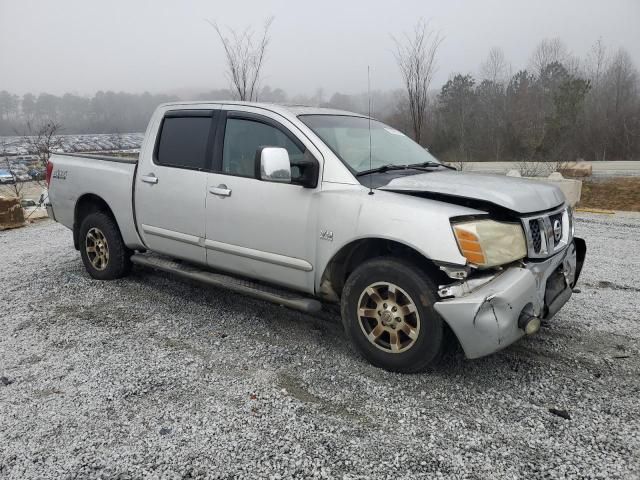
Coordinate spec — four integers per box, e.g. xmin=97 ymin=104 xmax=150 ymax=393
xmin=320 ymin=230 xmax=334 ymax=242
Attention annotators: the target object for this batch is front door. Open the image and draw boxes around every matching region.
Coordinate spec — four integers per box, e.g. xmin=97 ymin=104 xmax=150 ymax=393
xmin=205 ymin=109 xmax=321 ymax=293
xmin=135 ymin=108 xmax=218 ymax=264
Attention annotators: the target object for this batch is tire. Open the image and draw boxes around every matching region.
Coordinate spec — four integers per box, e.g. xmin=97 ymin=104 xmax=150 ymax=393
xmin=340 ymin=257 xmax=445 ymax=373
xmin=79 ymin=212 xmax=132 ymax=280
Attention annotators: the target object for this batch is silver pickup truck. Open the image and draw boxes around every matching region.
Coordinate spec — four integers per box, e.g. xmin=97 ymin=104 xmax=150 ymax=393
xmin=46 ymin=101 xmax=586 ymax=372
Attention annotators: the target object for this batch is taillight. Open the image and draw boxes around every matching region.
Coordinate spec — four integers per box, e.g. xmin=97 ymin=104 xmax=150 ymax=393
xmin=46 ymin=162 xmax=54 ymax=186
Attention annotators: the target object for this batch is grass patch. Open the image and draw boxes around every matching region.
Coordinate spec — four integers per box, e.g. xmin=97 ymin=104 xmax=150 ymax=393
xmin=579 ymin=177 xmax=640 ymax=212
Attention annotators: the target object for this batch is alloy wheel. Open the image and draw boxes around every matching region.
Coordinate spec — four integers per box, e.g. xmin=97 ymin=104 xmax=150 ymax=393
xmin=85 ymin=227 xmax=110 ymax=271
xmin=357 ymin=282 xmax=421 ymax=353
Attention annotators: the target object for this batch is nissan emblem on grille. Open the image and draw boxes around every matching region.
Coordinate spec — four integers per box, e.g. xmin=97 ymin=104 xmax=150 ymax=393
xmin=553 ymin=219 xmax=562 ymax=242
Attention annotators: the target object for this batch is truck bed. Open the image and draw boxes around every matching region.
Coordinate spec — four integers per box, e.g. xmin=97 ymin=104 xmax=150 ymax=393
xmin=47 ymin=153 xmax=144 ymax=249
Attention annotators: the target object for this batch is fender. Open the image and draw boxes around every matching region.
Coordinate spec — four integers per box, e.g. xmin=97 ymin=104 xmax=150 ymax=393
xmin=313 ymin=185 xmax=484 ymax=294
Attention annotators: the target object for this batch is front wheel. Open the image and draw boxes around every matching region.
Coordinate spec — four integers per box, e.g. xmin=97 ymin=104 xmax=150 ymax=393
xmin=340 ymin=257 xmax=445 ymax=373
xmin=79 ymin=212 xmax=132 ymax=280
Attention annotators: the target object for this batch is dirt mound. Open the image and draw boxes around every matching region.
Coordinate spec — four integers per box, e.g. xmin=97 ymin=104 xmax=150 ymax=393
xmin=0 ymin=196 xmax=25 ymax=230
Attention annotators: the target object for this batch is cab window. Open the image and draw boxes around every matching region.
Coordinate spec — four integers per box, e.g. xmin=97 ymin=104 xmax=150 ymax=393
xmin=156 ymin=115 xmax=212 ymax=170
xmin=222 ymin=117 xmax=305 ymax=177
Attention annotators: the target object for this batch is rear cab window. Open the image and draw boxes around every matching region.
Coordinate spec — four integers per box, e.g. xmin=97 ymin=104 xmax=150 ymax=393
xmin=155 ymin=111 xmax=215 ymax=170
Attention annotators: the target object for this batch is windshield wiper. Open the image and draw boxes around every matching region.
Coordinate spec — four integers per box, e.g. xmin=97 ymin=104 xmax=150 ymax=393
xmin=355 ymin=164 xmax=415 ymax=177
xmin=407 ymin=161 xmax=457 ymax=171
xmin=356 ymin=161 xmax=456 ymax=177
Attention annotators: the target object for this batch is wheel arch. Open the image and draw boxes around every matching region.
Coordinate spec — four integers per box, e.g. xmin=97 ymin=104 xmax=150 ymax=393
xmin=318 ymin=237 xmax=450 ymax=302
xmin=73 ymin=194 xmax=119 ymax=250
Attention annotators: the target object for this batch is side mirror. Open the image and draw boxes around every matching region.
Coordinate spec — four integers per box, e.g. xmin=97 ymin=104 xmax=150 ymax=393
xmin=256 ymin=147 xmax=291 ymax=183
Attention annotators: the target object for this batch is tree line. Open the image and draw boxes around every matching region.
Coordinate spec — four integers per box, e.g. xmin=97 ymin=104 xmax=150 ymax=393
xmin=420 ymin=39 xmax=640 ymax=163
xmin=0 ymin=91 xmax=178 ymax=136
xmin=1 ymin=37 xmax=638 ymax=162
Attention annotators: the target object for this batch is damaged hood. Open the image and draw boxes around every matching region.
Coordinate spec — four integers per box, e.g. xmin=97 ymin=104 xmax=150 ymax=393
xmin=379 ymin=170 xmax=565 ymax=214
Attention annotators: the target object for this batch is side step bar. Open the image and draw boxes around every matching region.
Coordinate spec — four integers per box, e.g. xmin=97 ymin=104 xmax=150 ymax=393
xmin=130 ymin=253 xmax=322 ymax=314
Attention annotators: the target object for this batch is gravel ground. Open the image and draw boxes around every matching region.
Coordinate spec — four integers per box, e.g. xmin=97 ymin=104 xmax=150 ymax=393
xmin=1 ymin=213 xmax=639 ymax=479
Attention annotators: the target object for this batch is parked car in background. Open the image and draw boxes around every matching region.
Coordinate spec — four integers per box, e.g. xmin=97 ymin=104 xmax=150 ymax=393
xmin=45 ymin=101 xmax=586 ymax=373
xmin=28 ymin=169 xmax=45 ymax=181
xmin=0 ymin=169 xmax=15 ymax=184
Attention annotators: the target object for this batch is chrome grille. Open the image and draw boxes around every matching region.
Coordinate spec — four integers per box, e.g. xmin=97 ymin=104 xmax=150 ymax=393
xmin=529 ymin=219 xmax=542 ymax=253
xmin=522 ymin=206 xmax=571 ymax=259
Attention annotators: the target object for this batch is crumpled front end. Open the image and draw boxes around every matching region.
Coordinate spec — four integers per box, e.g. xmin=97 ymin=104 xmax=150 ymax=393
xmin=434 ymin=238 xmax=586 ymax=359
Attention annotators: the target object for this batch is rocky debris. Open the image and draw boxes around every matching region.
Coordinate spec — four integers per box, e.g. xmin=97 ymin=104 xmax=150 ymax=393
xmin=549 ymin=408 xmax=571 ymax=420
xmin=559 ymin=161 xmax=593 ymax=178
xmin=0 ymin=376 xmax=14 ymax=386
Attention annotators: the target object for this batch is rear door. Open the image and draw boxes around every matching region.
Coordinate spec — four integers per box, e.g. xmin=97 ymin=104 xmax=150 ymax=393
xmin=135 ymin=108 xmax=219 ymax=264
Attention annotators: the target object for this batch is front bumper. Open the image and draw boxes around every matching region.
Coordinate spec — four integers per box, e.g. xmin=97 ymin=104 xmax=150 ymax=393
xmin=434 ymin=238 xmax=586 ymax=359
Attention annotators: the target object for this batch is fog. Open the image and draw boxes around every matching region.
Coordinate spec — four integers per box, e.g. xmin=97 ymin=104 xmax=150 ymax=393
xmin=1 ymin=0 xmax=639 ymax=97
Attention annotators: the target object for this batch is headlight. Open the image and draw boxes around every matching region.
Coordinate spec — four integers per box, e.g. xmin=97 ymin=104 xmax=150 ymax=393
xmin=452 ymin=219 xmax=527 ymax=268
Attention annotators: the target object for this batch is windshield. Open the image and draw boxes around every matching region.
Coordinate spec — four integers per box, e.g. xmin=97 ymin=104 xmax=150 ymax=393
xmin=299 ymin=115 xmax=441 ymax=173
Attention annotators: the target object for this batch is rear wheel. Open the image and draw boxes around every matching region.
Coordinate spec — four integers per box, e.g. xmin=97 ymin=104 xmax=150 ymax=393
xmin=341 ymin=257 xmax=445 ymax=373
xmin=79 ymin=212 xmax=131 ymax=280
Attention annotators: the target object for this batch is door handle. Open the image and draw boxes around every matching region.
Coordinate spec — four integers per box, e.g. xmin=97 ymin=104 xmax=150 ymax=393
xmin=141 ymin=174 xmax=158 ymax=184
xmin=209 ymin=184 xmax=232 ymax=197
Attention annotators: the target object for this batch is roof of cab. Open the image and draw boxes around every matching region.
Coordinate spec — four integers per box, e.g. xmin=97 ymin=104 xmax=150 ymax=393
xmin=157 ymin=101 xmax=367 ymax=119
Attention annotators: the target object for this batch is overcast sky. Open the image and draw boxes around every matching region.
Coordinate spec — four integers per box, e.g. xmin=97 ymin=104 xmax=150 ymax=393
xmin=1 ymin=0 xmax=639 ymax=97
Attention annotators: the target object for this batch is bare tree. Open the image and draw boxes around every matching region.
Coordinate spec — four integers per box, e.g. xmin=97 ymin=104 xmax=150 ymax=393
xmin=393 ymin=19 xmax=443 ymax=143
xmin=530 ymin=38 xmax=569 ymax=76
xmin=585 ymin=38 xmax=608 ymax=86
xmin=477 ymin=48 xmax=510 ymax=162
xmin=208 ymin=17 xmax=274 ymax=101
xmin=18 ymin=119 xmax=63 ymax=186
xmin=607 ymin=48 xmax=640 ymax=159
xmin=584 ymin=38 xmax=609 ymax=90
xmin=582 ymin=39 xmax=610 ymax=161
xmin=480 ymin=47 xmax=511 ymax=85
